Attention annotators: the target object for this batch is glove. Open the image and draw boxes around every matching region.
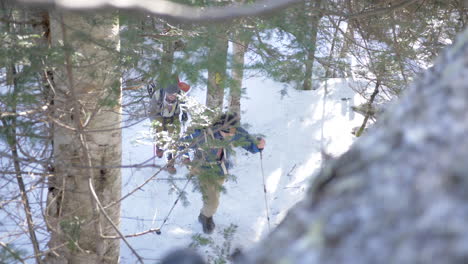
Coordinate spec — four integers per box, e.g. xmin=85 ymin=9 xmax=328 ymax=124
xmin=257 ymin=137 xmax=265 ymax=152
xmin=181 ymin=111 xmax=188 ymax=122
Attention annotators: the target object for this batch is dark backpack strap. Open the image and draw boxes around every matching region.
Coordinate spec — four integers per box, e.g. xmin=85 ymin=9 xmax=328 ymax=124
xmin=147 ymin=82 xmax=156 ymax=98
xmin=158 ymin=88 xmax=165 ymax=114
xmin=159 ymin=88 xmax=164 ymax=104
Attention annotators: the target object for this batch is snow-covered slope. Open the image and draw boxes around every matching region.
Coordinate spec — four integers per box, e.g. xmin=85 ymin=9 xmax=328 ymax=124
xmin=120 ymin=77 xmax=365 ymax=263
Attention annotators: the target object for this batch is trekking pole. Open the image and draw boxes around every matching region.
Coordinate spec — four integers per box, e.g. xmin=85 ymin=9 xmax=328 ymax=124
xmin=259 ymin=151 xmax=271 ymax=232
xmin=156 ymin=174 xmax=194 ymax=235
xmin=153 ymin=144 xmax=157 ymax=166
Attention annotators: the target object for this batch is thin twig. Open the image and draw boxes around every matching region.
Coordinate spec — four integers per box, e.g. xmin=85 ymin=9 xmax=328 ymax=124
xmin=356 ymin=80 xmax=380 ymax=137
xmin=346 ymin=0 xmax=420 ymax=20
xmin=286 ymin=164 xmax=297 ymax=177
xmin=88 ymin=178 xmax=145 ymax=263
xmin=22 ymin=243 xmax=69 ymax=262
xmin=1 ymin=62 xmax=43 ymax=264
xmin=101 ymin=228 xmax=161 ymax=239
xmin=0 ymin=105 xmax=49 ymax=118
xmin=157 ymin=174 xmax=194 ymax=233
xmin=0 ymin=241 xmax=27 ymax=264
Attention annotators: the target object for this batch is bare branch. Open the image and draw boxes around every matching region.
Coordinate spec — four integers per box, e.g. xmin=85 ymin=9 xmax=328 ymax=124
xmin=1 ymin=62 xmax=43 ymax=264
xmin=18 ymin=0 xmax=315 ymax=22
xmin=355 ymin=80 xmax=380 ymax=137
xmin=101 ymin=228 xmax=161 ymax=239
xmin=22 ymin=242 xmax=70 ymax=262
xmin=15 ymin=0 xmax=422 ymax=23
xmin=0 ymin=241 xmax=27 ymax=264
xmin=88 ymin=177 xmax=145 ymax=263
xmin=0 ymin=105 xmax=49 ymax=118
xmin=346 ymin=0 xmax=421 ymax=20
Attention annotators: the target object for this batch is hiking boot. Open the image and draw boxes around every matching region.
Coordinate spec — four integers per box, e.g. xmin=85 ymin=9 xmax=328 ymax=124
xmin=198 ymin=213 xmax=215 ymax=234
xmin=166 ymin=164 xmax=177 ymax=174
xmin=166 ymin=157 xmax=176 ymax=174
xmin=182 ymin=154 xmax=191 ymax=165
xmin=156 ymin=147 xmax=164 ymax=158
xmin=182 ymin=157 xmax=191 ymax=165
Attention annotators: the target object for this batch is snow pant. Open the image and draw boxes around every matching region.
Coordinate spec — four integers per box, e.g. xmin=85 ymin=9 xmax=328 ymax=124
xmin=198 ymin=173 xmax=226 ymax=217
xmin=151 ymin=116 xmax=181 ymax=152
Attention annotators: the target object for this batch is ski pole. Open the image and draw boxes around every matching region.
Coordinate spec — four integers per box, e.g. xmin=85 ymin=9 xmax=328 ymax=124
xmin=259 ymin=150 xmax=271 ymax=231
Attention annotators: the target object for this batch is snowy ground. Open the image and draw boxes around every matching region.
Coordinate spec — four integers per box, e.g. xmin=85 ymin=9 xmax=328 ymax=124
xmin=120 ymin=76 xmax=366 ymax=263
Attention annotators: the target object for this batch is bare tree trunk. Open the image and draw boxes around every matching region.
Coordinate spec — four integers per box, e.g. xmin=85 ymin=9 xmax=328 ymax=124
xmin=242 ymin=28 xmax=468 ymax=264
xmin=206 ymin=28 xmax=228 ymax=110
xmin=44 ymin=12 xmax=122 ymax=264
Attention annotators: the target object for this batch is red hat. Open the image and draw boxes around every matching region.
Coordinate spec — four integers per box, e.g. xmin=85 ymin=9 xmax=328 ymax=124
xmin=178 ymin=82 xmax=190 ymax=92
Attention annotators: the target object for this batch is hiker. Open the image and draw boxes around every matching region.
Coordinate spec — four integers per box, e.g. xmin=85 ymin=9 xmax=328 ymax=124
xmin=148 ymin=78 xmax=190 ymax=173
xmin=182 ymin=113 xmax=266 ymax=234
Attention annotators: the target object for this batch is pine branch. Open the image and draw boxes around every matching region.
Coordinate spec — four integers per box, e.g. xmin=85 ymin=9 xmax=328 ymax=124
xmin=1 ymin=66 xmax=43 ymax=264
xmin=0 ymin=242 xmax=27 ymax=264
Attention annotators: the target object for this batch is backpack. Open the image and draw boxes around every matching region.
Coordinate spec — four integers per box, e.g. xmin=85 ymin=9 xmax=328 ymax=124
xmin=148 ymin=81 xmax=191 ymax=123
xmin=147 ymin=82 xmax=180 ymax=116
xmin=158 ymin=89 xmax=180 ymax=118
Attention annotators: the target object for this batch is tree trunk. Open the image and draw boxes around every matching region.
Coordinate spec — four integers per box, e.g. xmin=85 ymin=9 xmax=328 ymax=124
xmin=229 ymin=33 xmax=249 ymax=117
xmin=158 ymin=25 xmax=175 ymax=88
xmin=45 ymin=12 xmax=122 ymax=264
xmin=302 ymin=0 xmax=323 ymax=90
xmin=206 ymin=27 xmax=228 ymax=110
xmin=390 ymin=19 xmax=409 ymax=85
xmin=337 ymin=0 xmax=354 ymax=78
xmin=337 ymin=23 xmax=353 ymax=78
xmin=242 ymin=28 xmax=468 ymax=264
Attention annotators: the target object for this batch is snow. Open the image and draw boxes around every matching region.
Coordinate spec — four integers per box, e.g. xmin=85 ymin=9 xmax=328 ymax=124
xmin=120 ymin=76 xmax=365 ymax=263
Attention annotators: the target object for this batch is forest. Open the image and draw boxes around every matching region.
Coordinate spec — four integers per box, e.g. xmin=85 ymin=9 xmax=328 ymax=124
xmin=0 ymin=0 xmax=466 ymax=263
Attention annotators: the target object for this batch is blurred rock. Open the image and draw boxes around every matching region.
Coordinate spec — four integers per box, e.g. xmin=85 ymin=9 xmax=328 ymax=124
xmin=160 ymin=248 xmax=205 ymax=264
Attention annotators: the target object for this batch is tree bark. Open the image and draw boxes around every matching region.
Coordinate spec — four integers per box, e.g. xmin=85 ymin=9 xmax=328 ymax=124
xmin=45 ymin=12 xmax=122 ymax=264
xmin=229 ymin=33 xmax=249 ymax=117
xmin=242 ymin=28 xmax=468 ymax=264
xmin=206 ymin=27 xmax=228 ymax=110
xmin=302 ymin=0 xmax=324 ymax=90
xmin=158 ymin=25 xmax=175 ymax=88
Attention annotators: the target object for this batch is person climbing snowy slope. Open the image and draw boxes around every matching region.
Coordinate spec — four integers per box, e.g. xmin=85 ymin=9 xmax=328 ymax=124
xmin=147 ymin=76 xmax=190 ymax=173
xmin=181 ymin=113 xmax=266 ymax=234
